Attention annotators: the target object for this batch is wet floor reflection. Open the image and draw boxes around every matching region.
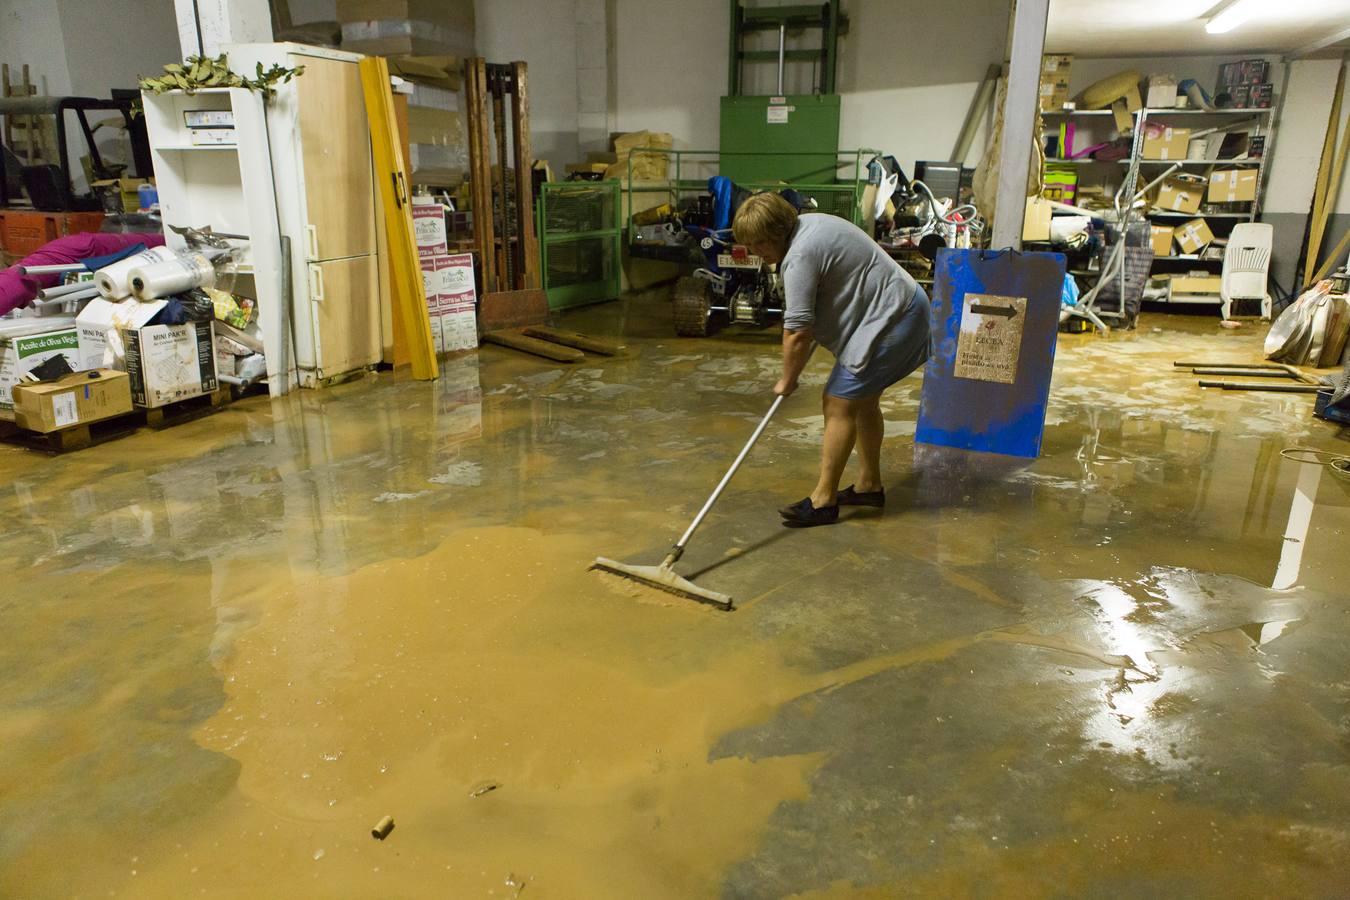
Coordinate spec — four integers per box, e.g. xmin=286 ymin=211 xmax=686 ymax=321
xmin=1 ymin=300 xmax=1347 ymax=896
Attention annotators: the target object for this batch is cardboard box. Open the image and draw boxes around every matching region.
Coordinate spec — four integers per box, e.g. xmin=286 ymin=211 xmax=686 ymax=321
xmin=336 ymin=0 xmax=473 ymax=29
xmin=1207 ymin=169 xmax=1259 ymax=203
xmin=12 ymin=369 xmax=132 ymax=433
xmin=436 ymin=253 xmax=478 ymax=351
xmin=407 ymin=105 xmax=462 ymax=146
xmin=76 ymin=298 xmax=167 ymax=370
xmin=1155 ymin=174 xmax=1207 ymax=214
xmin=1023 ymin=197 xmax=1052 ymax=241
xmin=1170 ymin=274 xmax=1222 ymax=294
xmin=412 ymin=196 xmax=449 ymax=259
xmin=1172 ymin=219 xmax=1215 ymax=255
xmin=340 ymin=10 xmax=474 ymax=58
xmin=90 ymin=176 xmax=152 ymax=214
xmin=1143 ymin=125 xmax=1191 ymax=160
xmin=1150 ymin=225 xmax=1175 ymax=257
xmin=1217 ymin=58 xmax=1269 ymax=90
xmin=386 ymin=55 xmax=463 ymax=91
xmin=1038 ymin=54 xmax=1072 ymax=112
xmin=1146 ymin=74 xmax=1177 ymax=109
xmin=122 ymin=321 xmax=218 ymax=408
xmin=0 ymin=324 xmax=80 ymax=409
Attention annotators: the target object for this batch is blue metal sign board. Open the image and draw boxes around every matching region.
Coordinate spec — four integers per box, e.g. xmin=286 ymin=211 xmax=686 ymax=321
xmin=916 ymin=248 xmax=1066 ymax=459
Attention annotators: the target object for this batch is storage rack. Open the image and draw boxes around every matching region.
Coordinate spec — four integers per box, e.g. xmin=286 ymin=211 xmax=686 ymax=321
xmin=1042 ymin=106 xmax=1276 ymax=308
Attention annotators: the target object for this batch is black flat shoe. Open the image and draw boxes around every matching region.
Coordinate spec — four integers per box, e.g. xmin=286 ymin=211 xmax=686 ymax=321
xmin=838 ymin=484 xmax=885 ymax=508
xmin=780 ymin=499 xmax=839 ymax=528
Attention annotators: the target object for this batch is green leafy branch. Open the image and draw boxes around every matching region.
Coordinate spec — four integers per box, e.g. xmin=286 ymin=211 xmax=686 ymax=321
xmin=139 ymin=54 xmax=305 ymax=97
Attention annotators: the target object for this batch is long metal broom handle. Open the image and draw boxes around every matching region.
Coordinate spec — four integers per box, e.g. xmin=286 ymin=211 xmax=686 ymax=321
xmin=665 ymin=394 xmax=786 ymax=565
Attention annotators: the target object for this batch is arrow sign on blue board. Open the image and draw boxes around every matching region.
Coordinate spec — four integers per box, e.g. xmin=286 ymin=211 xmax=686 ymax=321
xmin=969 ymin=301 xmax=1018 ymax=318
xmin=916 ymin=249 xmax=1066 ymax=459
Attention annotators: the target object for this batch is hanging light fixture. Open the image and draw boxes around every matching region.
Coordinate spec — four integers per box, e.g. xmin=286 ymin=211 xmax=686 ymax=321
xmin=1205 ymin=0 xmax=1261 ymax=34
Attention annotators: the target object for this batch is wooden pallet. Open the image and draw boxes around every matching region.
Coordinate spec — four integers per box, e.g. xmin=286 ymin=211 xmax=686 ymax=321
xmin=2 ymin=386 xmax=234 ymax=453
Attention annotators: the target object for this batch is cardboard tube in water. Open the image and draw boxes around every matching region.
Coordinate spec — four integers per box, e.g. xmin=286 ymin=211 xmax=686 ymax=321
xmin=94 ymin=245 xmax=177 ymax=299
xmin=371 ymin=816 xmax=395 ymax=840
xmin=128 ymin=252 xmax=216 ymax=300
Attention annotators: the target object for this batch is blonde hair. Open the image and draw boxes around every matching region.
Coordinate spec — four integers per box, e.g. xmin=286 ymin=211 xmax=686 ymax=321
xmin=732 ymin=192 xmax=798 ymax=249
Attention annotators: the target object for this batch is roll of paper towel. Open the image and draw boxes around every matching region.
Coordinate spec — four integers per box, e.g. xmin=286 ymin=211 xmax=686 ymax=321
xmin=95 ymin=245 xmax=177 ymax=299
xmin=128 ymin=252 xmax=217 ymax=300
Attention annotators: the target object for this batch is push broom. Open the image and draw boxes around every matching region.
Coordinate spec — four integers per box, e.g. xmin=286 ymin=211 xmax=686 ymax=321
xmin=592 ymin=394 xmax=785 ymax=611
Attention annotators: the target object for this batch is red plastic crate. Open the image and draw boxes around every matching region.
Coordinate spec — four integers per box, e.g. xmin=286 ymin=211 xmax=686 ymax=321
xmin=0 ymin=210 xmax=105 ymax=264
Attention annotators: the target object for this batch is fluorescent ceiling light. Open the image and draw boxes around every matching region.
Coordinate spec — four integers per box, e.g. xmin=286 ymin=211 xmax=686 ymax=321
xmin=1205 ymin=0 xmax=1260 ymax=33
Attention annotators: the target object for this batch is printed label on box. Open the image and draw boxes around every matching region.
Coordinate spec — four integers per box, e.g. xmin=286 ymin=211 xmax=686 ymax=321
xmin=413 ymin=199 xmax=449 ymax=258
xmin=436 ymin=253 xmax=478 ymax=352
xmin=51 ymin=391 xmax=78 ymax=428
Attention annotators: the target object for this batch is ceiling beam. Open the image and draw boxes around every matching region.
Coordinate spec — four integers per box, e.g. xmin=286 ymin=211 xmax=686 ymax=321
xmin=1286 ymin=25 xmax=1350 ymax=61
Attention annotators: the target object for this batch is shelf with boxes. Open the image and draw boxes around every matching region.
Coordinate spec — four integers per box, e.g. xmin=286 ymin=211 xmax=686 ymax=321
xmin=1036 ymin=54 xmax=1278 ymax=309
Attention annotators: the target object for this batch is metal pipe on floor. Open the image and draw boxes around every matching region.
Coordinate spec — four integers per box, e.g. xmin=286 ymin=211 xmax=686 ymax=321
xmin=1198 ymin=380 xmax=1323 ymax=392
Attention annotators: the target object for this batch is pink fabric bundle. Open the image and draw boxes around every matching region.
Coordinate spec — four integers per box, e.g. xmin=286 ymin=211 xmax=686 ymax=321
xmin=0 ymin=231 xmax=166 ymax=316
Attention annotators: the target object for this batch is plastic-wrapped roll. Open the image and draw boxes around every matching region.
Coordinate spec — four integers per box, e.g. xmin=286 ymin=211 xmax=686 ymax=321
xmin=94 ymin=245 xmax=177 ymax=299
xmin=128 ymin=252 xmax=217 ymax=300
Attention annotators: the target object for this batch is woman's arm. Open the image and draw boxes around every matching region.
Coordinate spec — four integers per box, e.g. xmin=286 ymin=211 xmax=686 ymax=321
xmin=775 ymin=327 xmax=815 ymax=396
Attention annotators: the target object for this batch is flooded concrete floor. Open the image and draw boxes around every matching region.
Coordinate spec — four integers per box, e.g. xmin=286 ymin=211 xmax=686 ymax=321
xmin=1 ymin=297 xmax=1348 ymax=898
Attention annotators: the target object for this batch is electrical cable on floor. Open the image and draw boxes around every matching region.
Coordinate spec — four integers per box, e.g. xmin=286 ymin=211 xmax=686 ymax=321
xmin=1280 ymin=447 xmax=1350 ymax=480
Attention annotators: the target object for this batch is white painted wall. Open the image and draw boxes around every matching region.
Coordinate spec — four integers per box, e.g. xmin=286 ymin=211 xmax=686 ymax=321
xmin=0 ymin=0 xmax=178 ymax=191
xmin=613 ymin=0 xmax=725 ymax=150
xmin=57 ymin=0 xmax=180 ymax=96
xmin=612 ymin=0 xmax=1009 ymax=170
xmin=0 ymin=0 xmax=73 ymax=97
xmin=836 ymin=0 xmax=1009 ymax=170
xmin=475 ymin=0 xmax=581 ymax=167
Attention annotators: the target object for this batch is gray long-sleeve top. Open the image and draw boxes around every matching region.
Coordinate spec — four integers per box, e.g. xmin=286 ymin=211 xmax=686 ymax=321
xmin=779 ymin=213 xmax=919 ymax=375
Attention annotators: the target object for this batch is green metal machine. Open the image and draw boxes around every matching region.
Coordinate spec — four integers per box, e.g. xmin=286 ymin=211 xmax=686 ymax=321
xmin=719 ymin=2 xmax=847 ymax=183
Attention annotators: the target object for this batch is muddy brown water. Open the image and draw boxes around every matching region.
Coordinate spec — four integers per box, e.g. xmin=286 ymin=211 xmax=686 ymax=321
xmin=2 ymin=299 xmax=1348 ymax=897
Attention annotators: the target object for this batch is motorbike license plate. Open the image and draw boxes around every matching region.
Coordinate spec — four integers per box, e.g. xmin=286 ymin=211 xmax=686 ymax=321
xmin=717 ymin=253 xmax=762 ymax=269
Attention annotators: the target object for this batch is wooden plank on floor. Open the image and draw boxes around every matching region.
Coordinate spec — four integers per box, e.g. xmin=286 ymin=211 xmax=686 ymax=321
xmin=483 ymin=330 xmax=585 ymax=362
xmin=521 ymin=325 xmax=624 ymax=356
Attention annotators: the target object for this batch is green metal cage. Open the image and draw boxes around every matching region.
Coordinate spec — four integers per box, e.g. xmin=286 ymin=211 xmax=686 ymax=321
xmin=623 ymin=148 xmax=879 ymax=241
xmin=538 ymin=180 xmax=623 ymax=310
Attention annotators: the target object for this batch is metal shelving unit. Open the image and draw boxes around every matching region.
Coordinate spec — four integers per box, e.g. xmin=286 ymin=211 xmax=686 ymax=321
xmin=1043 ymin=104 xmax=1277 ymax=309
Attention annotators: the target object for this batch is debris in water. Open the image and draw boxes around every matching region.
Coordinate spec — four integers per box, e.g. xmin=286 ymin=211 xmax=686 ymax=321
xmin=371 ymin=816 xmax=395 ymax=840
xmin=506 ymin=872 xmax=527 ymax=896
xmin=313 ymin=849 xmax=325 ymax=861
xmin=469 ymin=780 xmax=501 ymax=798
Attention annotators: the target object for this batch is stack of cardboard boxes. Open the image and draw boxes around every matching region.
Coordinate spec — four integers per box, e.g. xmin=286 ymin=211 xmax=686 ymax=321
xmin=1038 ymin=55 xmax=1072 ymax=113
xmin=413 ymin=197 xmax=477 ymax=353
xmin=1216 ymin=59 xmax=1274 ymax=109
xmin=338 ymin=0 xmax=473 ymax=187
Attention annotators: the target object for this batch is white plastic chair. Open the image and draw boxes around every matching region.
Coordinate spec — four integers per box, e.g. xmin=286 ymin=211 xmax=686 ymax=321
xmin=1220 ymin=223 xmax=1273 ymax=320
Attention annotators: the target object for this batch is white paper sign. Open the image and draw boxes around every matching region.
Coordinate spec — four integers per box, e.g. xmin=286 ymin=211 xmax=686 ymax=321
xmin=954 ymin=294 xmax=1027 ymax=384
xmin=767 ymin=106 xmax=789 ymax=124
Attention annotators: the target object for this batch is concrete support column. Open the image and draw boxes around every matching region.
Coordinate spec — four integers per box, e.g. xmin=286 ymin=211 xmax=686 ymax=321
xmin=173 ymin=0 xmax=273 ymax=59
xmin=990 ymin=0 xmax=1049 ymax=250
xmin=576 ymin=0 xmax=611 ymax=153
